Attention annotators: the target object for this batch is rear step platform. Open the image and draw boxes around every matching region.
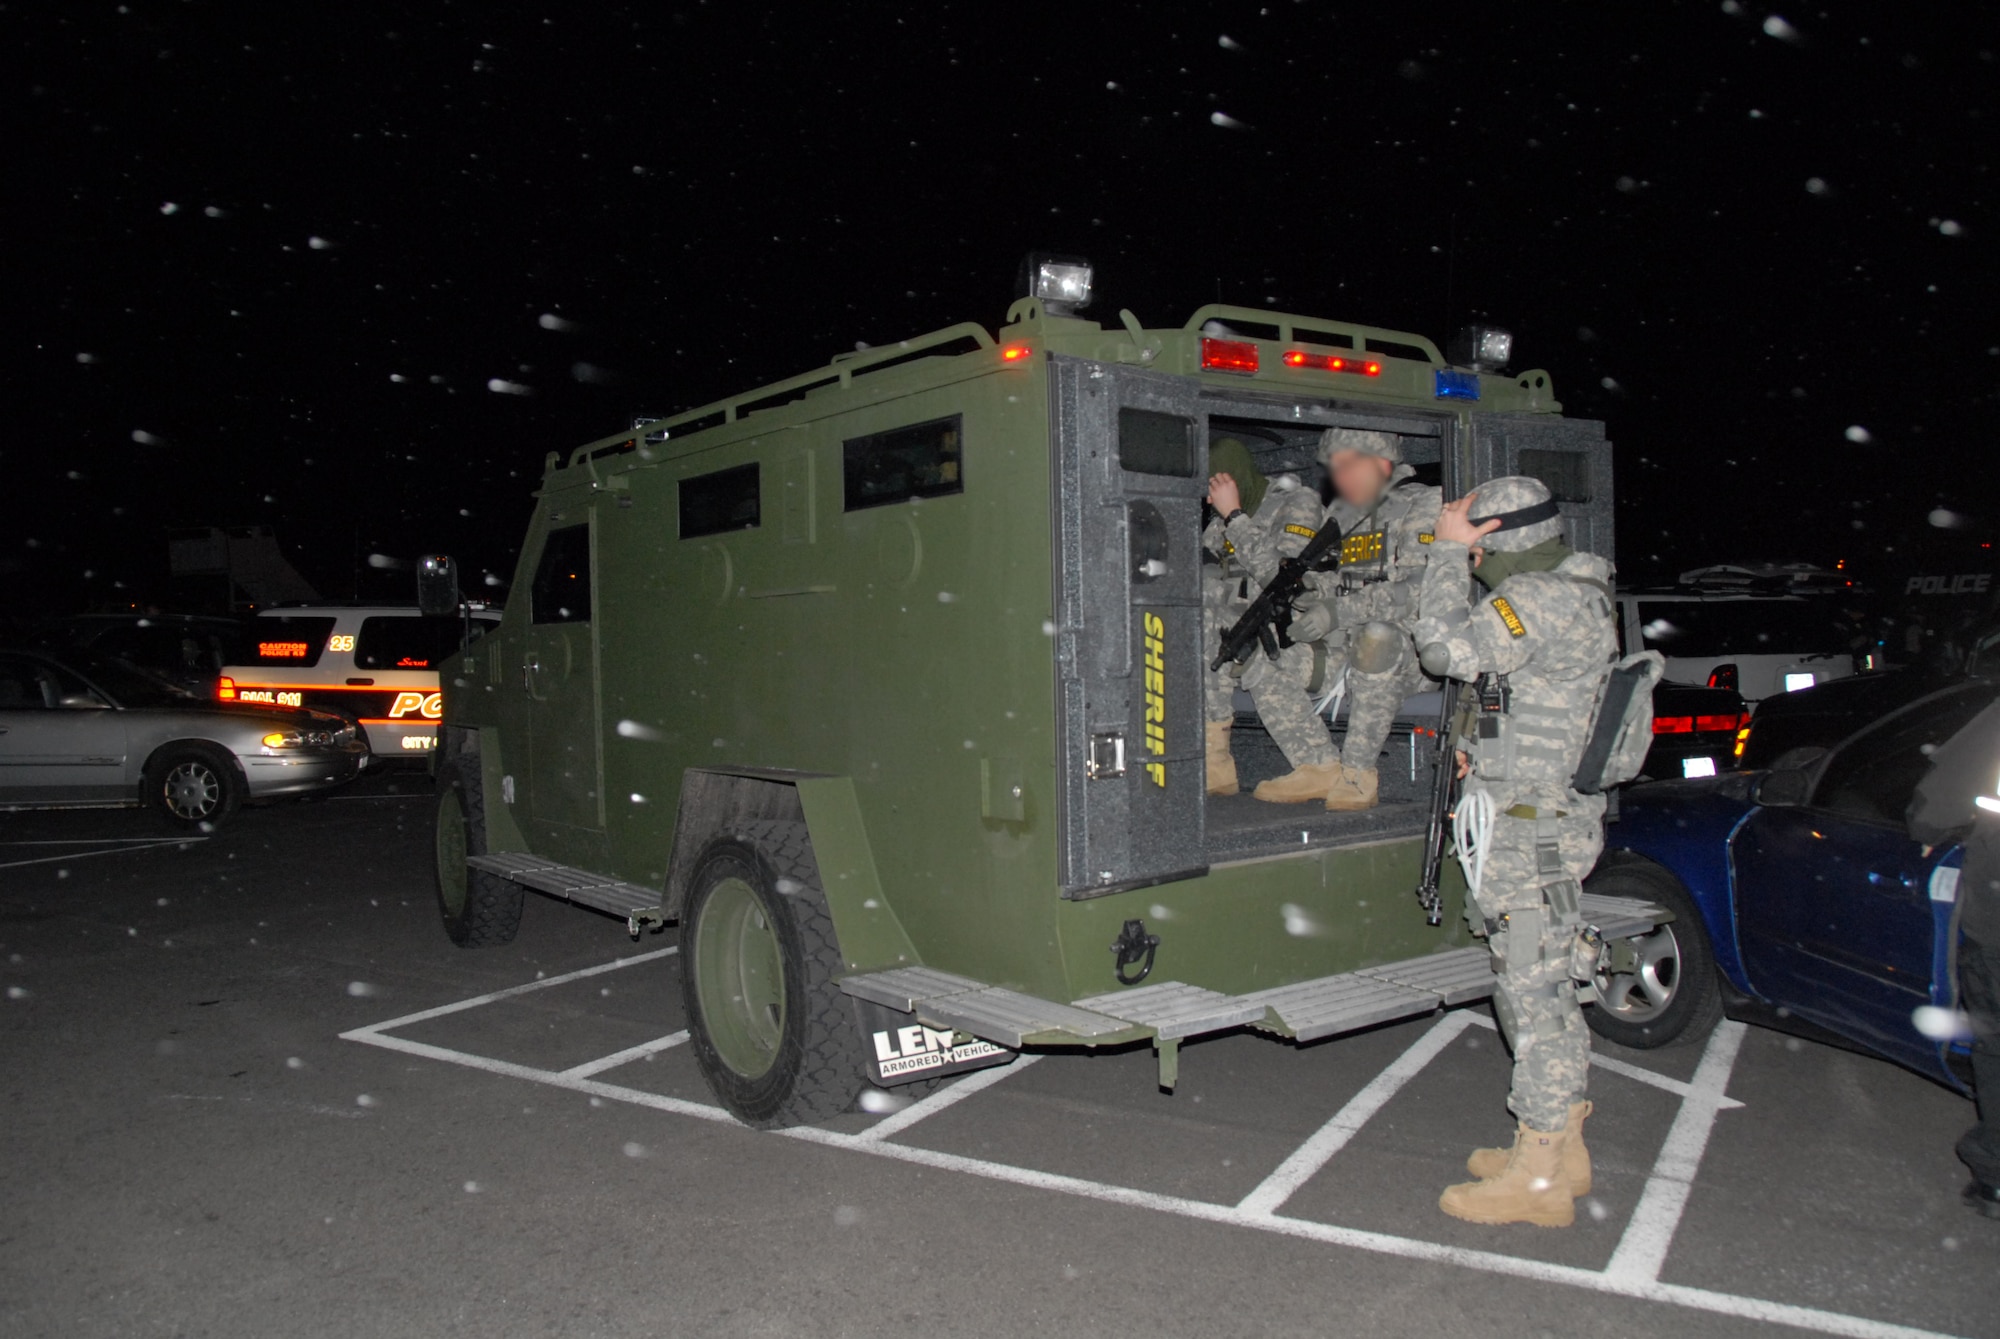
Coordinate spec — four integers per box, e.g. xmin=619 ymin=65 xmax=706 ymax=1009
xmin=465 ymin=853 xmax=665 ymax=934
xmin=842 ymin=891 xmax=1664 ymax=1061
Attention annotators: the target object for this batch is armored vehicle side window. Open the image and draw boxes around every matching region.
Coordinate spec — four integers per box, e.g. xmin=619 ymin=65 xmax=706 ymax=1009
xmin=843 ymin=416 xmax=964 ymax=511
xmin=679 ymin=463 xmax=762 ymax=537
xmin=531 ymin=525 xmax=593 ymax=624
xmin=354 ymin=615 xmax=500 ymax=670
xmin=239 ymin=616 xmax=338 ymax=667
xmin=1117 ymin=408 xmax=1197 ymax=478
xmin=1516 ymin=448 xmax=1592 ymax=503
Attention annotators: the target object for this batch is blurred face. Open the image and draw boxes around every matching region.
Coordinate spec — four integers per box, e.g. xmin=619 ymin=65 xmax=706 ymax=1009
xmin=1328 ymin=450 xmax=1394 ymax=509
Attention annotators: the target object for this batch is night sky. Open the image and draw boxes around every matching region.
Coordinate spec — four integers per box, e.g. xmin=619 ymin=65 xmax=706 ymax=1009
xmin=11 ymin=2 xmax=1996 ymax=617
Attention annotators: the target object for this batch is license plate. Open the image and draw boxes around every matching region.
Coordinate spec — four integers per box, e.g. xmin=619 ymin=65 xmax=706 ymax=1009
xmin=1682 ymin=756 xmax=1718 ymax=779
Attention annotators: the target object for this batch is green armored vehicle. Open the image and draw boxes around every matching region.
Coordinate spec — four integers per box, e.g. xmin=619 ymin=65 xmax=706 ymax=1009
xmin=430 ymin=257 xmax=1662 ymax=1126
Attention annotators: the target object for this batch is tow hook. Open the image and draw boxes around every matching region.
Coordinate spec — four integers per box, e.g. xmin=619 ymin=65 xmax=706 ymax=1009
xmin=1110 ymin=918 xmax=1159 ymax=986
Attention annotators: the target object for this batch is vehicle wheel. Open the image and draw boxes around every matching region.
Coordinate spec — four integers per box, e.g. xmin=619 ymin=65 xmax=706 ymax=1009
xmin=1584 ymin=857 xmax=1723 ymax=1049
xmin=145 ymin=744 xmax=244 ymax=830
xmin=680 ymin=819 xmax=867 ymax=1128
xmin=434 ymin=756 xmax=524 ymax=947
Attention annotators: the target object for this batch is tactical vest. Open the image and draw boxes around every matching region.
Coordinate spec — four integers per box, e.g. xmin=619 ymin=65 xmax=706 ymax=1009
xmin=1462 ymin=571 xmax=1618 ymax=791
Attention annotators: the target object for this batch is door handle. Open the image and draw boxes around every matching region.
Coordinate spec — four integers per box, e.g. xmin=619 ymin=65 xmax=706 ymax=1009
xmin=1866 ymin=869 xmax=1915 ymax=888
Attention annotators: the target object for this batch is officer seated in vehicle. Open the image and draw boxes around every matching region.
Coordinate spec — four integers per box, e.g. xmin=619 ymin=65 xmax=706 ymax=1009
xmin=1288 ymin=428 xmax=1445 ymax=810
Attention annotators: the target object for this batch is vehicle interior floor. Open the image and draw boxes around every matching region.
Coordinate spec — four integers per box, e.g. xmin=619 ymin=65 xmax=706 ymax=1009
xmin=1203 ymin=715 xmax=1438 ymax=862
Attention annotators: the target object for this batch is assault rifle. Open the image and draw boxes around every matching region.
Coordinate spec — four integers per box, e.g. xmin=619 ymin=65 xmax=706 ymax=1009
xmin=1209 ymin=522 xmax=1344 ymax=672
xmin=1414 ymin=678 xmax=1462 ymax=926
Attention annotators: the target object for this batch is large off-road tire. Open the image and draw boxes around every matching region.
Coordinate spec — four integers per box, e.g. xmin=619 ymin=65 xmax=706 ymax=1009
xmin=145 ymin=743 xmax=244 ymax=830
xmin=434 ymin=756 xmax=524 ymax=947
xmin=1584 ymin=855 xmax=1723 ymax=1050
xmin=680 ymin=819 xmax=867 ymax=1128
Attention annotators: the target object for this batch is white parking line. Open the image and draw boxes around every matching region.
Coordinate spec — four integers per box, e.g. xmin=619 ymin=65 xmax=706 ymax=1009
xmin=852 ymin=1053 xmax=1042 ymax=1142
xmin=0 ymin=837 xmax=202 ymax=871
xmin=343 ymin=965 xmax=1963 ymax=1339
xmin=1236 ymin=1009 xmax=1475 ymax=1216
xmin=1463 ymin=1010 xmax=1745 ymax=1107
xmin=561 ymin=1031 xmax=690 ymax=1078
xmin=340 ymin=945 xmax=677 ymax=1039
xmin=1605 ymin=1019 xmax=1749 ymax=1284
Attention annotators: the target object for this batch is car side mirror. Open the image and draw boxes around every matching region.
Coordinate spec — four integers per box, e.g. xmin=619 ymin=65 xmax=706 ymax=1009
xmin=417 ymin=554 xmax=460 ymax=617
xmin=1752 ymin=767 xmax=1812 ymax=808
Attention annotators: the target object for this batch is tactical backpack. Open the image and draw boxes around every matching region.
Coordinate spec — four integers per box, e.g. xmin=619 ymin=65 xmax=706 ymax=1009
xmin=1569 ymin=651 xmax=1666 ymax=794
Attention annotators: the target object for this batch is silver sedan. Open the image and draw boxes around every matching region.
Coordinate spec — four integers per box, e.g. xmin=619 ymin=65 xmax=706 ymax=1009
xmin=0 ymin=649 xmax=368 ymax=828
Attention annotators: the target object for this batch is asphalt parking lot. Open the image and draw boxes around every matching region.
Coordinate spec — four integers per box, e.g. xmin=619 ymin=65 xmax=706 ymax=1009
xmin=3 ymin=773 xmax=1996 ymax=1339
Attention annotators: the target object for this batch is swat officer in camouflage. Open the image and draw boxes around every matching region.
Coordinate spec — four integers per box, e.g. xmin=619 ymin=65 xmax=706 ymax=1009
xmin=1411 ymin=475 xmax=1618 ymax=1229
xmin=1288 ymin=428 xmax=1444 ymax=810
xmin=1202 ymin=438 xmax=1340 ymax=800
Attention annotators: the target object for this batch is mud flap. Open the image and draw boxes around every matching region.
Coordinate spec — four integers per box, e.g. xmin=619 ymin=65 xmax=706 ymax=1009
xmin=852 ymin=996 xmax=1016 ymax=1088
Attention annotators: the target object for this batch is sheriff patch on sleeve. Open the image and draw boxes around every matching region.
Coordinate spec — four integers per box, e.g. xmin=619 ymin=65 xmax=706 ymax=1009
xmin=1284 ymin=524 xmax=1318 ymax=540
xmin=1491 ymin=596 xmax=1527 ymax=638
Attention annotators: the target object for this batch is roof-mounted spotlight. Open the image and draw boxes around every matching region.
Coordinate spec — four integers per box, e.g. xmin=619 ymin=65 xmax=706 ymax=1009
xmin=1018 ymin=252 xmax=1094 ymax=316
xmin=1448 ymin=324 xmax=1513 ymax=373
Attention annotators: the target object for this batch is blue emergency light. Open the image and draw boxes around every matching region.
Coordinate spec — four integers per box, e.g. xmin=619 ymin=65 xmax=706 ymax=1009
xmin=1435 ymin=368 xmax=1481 ymax=401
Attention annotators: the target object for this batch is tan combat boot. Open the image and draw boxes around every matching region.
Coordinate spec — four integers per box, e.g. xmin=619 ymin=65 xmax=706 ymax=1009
xmin=1251 ymin=762 xmax=1344 ymax=803
xmin=1205 ymin=720 xmax=1239 ymax=797
xmin=1322 ymin=763 xmax=1380 ymax=811
xmin=1438 ymin=1123 xmax=1576 ymax=1227
xmin=1466 ymin=1101 xmax=1592 ymax=1195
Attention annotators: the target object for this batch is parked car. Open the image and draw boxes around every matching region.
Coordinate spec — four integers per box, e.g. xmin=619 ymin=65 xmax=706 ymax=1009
xmin=0 ymin=649 xmax=368 ymax=828
xmin=1640 ymin=680 xmax=1749 ymax=781
xmin=1736 ymin=613 xmax=2000 ymax=769
xmin=1616 ymin=566 xmax=1858 ymax=704
xmin=1582 ymin=678 xmax=1991 ymax=1095
xmin=216 ymin=605 xmax=498 ymax=759
xmin=29 ymin=612 xmax=244 ymax=698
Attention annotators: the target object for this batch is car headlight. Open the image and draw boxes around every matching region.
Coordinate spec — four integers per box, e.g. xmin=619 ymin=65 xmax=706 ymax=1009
xmin=262 ymin=727 xmax=340 ymax=749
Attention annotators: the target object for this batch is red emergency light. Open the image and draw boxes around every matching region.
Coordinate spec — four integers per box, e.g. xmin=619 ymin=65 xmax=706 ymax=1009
xmin=1200 ymin=337 xmax=1260 ymax=373
xmin=1000 ymin=344 xmax=1031 ymax=362
xmin=1281 ymin=350 xmax=1381 ymax=377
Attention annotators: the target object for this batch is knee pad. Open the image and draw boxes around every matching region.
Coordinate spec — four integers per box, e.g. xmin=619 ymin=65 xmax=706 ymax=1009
xmin=1351 ymin=621 xmax=1408 ymax=675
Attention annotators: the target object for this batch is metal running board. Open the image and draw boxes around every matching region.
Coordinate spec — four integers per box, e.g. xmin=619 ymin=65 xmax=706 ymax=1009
xmin=840 ymin=966 xmax=1134 ymax=1049
xmin=1070 ymin=981 xmax=1271 ymax=1041
xmin=835 ymin=893 xmax=1667 ymax=1053
xmin=465 ymin=853 xmax=664 ymax=932
xmin=1580 ymin=891 xmax=1660 ymax=941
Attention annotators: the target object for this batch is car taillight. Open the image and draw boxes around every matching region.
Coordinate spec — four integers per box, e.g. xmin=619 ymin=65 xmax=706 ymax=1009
xmin=1200 ymin=337 xmax=1259 ymax=373
xmin=217 ymin=676 xmax=237 ymax=701
xmin=1734 ymin=725 xmax=1752 ymax=759
xmin=1695 ymin=714 xmax=1746 ymax=734
xmin=1653 ymin=716 xmax=1694 ymax=734
xmin=1707 ymin=664 xmax=1738 ymax=692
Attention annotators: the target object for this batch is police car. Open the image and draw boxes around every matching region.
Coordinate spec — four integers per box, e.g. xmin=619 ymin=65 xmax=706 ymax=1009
xmin=217 ymin=605 xmax=497 ymax=758
xmin=1616 ymin=564 xmax=1858 ymax=704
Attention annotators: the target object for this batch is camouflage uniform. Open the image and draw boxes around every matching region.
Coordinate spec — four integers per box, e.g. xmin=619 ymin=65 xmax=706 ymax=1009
xmin=1202 ymin=477 xmax=1336 ymax=769
xmin=1323 ymin=463 xmax=1442 ymax=770
xmin=1412 ymin=533 xmax=1617 ymax=1133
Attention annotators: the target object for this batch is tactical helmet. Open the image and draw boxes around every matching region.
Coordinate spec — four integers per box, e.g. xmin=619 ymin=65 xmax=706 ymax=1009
xmin=1316 ymin=427 xmax=1401 ymax=466
xmin=1467 ymin=475 xmax=1564 ymax=552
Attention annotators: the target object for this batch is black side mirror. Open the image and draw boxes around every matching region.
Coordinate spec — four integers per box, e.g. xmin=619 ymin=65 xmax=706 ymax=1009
xmin=417 ymin=555 xmax=459 ymax=617
xmin=1752 ymin=767 xmax=1812 ymax=808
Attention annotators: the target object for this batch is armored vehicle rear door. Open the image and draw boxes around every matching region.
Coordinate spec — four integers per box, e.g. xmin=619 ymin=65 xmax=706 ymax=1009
xmin=1465 ymin=414 xmax=1613 ymax=562
xmin=1049 ymin=357 xmax=1209 ymax=896
xmin=523 ymin=512 xmax=605 ymax=834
